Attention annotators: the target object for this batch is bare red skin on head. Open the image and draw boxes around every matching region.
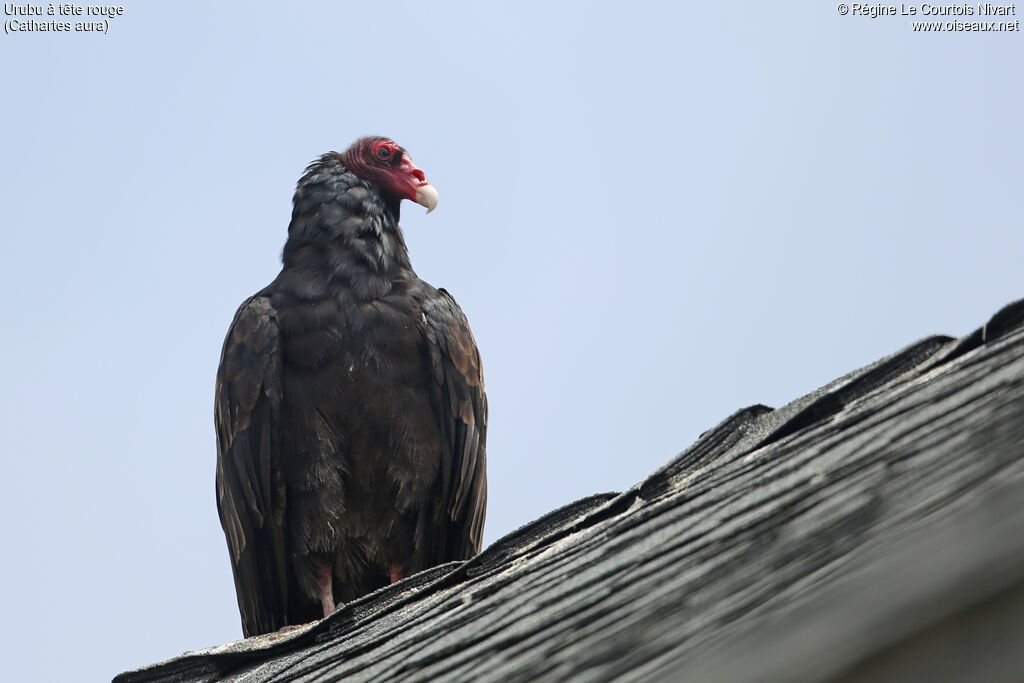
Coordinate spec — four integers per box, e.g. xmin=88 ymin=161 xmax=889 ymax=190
xmin=341 ymin=137 xmax=430 ymax=204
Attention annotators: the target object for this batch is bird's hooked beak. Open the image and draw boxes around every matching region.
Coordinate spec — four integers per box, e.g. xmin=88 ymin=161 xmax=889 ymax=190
xmin=399 ymin=153 xmax=439 ymax=213
xmin=414 ymin=183 xmax=439 ymax=214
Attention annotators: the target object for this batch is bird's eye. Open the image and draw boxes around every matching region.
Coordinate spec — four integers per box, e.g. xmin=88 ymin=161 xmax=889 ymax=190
xmin=377 ymin=147 xmax=391 ymax=160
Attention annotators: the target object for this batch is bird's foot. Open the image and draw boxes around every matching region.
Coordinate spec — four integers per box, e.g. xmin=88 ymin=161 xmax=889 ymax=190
xmin=317 ymin=563 xmax=336 ymax=617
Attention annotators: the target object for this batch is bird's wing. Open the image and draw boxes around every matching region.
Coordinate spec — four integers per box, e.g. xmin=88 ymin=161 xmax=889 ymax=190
xmin=420 ymin=287 xmax=488 ymax=561
xmin=215 ymin=295 xmax=288 ymax=637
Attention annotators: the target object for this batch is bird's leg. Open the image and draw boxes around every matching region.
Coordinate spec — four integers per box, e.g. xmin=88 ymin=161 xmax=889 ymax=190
xmin=317 ymin=564 xmax=336 ymax=617
xmin=389 ymin=564 xmax=405 ymax=584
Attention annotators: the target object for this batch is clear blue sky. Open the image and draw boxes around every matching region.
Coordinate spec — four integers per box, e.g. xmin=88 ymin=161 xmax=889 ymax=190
xmin=1 ymin=2 xmax=1020 ymax=680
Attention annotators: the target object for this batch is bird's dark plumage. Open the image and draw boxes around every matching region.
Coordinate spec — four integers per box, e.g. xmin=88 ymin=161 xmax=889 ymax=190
xmin=215 ymin=138 xmax=486 ymax=637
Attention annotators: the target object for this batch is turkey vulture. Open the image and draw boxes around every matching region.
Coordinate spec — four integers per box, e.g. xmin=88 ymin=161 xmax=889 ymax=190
xmin=215 ymin=137 xmax=487 ymax=637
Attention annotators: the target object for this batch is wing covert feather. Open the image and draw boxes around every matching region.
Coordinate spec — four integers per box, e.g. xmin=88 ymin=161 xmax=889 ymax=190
xmin=421 ymin=288 xmax=488 ymax=560
xmin=214 ymin=295 xmax=288 ymax=637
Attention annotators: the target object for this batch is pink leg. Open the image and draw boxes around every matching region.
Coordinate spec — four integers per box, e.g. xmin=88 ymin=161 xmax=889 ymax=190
xmin=317 ymin=564 xmax=336 ymax=617
xmin=389 ymin=564 xmax=404 ymax=584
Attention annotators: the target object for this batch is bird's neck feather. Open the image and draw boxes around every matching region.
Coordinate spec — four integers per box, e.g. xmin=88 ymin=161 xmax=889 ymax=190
xmin=279 ymin=170 xmax=414 ymax=301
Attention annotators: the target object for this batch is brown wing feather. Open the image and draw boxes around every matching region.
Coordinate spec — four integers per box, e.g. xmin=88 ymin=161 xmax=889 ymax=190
xmin=215 ymin=295 xmax=288 ymax=637
xmin=421 ymin=287 xmax=488 ymax=561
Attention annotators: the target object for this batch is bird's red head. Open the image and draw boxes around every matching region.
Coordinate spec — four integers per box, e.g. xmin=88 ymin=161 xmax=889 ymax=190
xmin=341 ymin=137 xmax=439 ymax=213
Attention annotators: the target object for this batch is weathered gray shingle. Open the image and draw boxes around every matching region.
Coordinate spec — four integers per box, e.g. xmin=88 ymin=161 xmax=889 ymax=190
xmin=116 ymin=298 xmax=1024 ymax=683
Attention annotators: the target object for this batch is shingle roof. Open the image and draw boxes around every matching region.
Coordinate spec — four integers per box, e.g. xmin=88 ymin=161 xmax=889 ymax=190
xmin=116 ymin=298 xmax=1024 ymax=683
